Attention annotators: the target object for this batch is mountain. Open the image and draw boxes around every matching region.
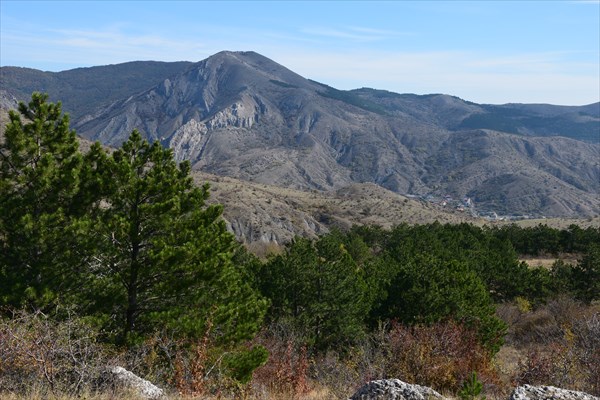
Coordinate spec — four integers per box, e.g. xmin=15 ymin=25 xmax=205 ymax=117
xmin=1 ymin=51 xmax=599 ymax=219
xmin=0 ymin=61 xmax=192 ymax=117
xmin=352 ymin=89 xmax=600 ymax=143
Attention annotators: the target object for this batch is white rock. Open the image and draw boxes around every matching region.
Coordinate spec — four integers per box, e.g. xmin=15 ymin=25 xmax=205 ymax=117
xmin=510 ymin=385 xmax=599 ymax=400
xmin=349 ymin=379 xmax=446 ymax=400
xmin=109 ymin=366 xmax=165 ymax=399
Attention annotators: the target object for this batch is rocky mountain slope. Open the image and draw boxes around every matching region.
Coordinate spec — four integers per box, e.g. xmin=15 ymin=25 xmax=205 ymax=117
xmin=0 ymin=61 xmax=192 ymax=117
xmin=195 ymin=170 xmax=600 ymax=246
xmin=1 ymin=102 xmax=598 ymax=246
xmin=2 ymin=51 xmax=599 ymax=218
xmin=351 ymin=88 xmax=600 ymax=143
xmin=192 ymin=171 xmax=481 ymax=245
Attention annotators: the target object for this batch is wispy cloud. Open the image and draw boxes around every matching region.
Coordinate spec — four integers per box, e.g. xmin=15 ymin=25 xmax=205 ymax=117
xmin=2 ymin=13 xmax=597 ymax=105
xmin=346 ymin=26 xmax=414 ymax=37
xmin=301 ymin=26 xmax=412 ymax=42
xmin=2 ymin=26 xmax=208 ymax=68
xmin=274 ymin=49 xmax=600 ymax=105
xmin=51 ymin=28 xmax=206 ymax=56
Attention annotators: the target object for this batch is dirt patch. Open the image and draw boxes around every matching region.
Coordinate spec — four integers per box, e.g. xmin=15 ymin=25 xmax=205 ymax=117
xmin=519 ymin=254 xmax=580 ymax=269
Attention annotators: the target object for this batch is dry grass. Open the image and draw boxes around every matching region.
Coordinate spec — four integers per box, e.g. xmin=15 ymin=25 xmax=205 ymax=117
xmin=191 ymin=170 xmax=485 ymax=244
xmin=4 ymin=300 xmax=599 ymax=399
xmin=188 ymin=170 xmax=599 ymax=246
xmin=496 ymin=297 xmax=600 ymax=395
xmin=493 ymin=345 xmax=522 ymax=388
xmin=519 ymin=255 xmax=580 ymax=270
xmin=0 ymin=390 xmax=337 ymax=400
xmin=507 ymin=217 xmax=600 ymax=230
xmin=0 ymin=390 xmax=147 ymax=400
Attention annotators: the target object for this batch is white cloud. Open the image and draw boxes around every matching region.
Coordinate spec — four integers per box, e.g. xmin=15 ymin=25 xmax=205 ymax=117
xmin=301 ymin=26 xmax=412 ymax=42
xmin=52 ymin=28 xmax=206 ymax=58
xmin=346 ymin=26 xmax=414 ymax=36
xmin=2 ymin=22 xmax=597 ymax=105
xmin=1 ymin=26 xmax=208 ymax=68
xmin=273 ymin=49 xmax=600 ymax=105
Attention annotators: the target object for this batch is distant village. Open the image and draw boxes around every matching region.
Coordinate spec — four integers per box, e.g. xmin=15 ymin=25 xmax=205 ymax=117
xmin=410 ymin=194 xmax=543 ymax=222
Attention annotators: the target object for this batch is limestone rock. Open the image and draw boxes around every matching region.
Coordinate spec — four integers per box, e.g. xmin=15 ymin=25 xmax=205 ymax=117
xmin=349 ymin=379 xmax=446 ymax=400
xmin=109 ymin=366 xmax=165 ymax=399
xmin=509 ymin=385 xmax=599 ymax=400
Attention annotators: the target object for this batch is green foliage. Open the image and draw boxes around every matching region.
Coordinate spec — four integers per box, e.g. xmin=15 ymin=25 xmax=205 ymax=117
xmin=490 ymin=223 xmax=600 ymax=256
xmin=572 ymin=243 xmax=600 ymax=303
xmin=260 ymin=222 xmax=548 ymax=353
xmin=0 ymin=93 xmax=87 ymax=309
xmin=550 ymin=259 xmax=575 ymax=294
xmin=260 ymin=232 xmax=370 ymax=350
xmin=1 ymin=94 xmax=267 ymax=365
xmin=269 ymin=79 xmax=299 ymax=89
xmin=312 ymin=81 xmax=388 ymax=115
xmin=342 ymin=229 xmax=395 ymax=323
xmin=3 ymin=92 xmax=599 ymax=396
xmin=83 ymin=130 xmax=267 ymax=344
xmin=223 ymin=345 xmax=269 ymax=384
xmin=459 ymin=372 xmax=485 ymax=400
xmin=379 ymin=254 xmax=506 ymax=352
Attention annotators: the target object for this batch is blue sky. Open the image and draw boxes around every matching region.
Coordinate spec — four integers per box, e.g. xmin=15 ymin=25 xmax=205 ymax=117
xmin=1 ymin=1 xmax=599 ymax=105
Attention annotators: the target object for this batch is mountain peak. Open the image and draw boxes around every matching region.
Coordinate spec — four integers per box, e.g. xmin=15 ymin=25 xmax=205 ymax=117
xmin=195 ymin=50 xmax=309 ymax=87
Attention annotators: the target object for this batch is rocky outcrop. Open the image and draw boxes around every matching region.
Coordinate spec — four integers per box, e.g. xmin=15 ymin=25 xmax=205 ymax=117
xmin=0 ymin=89 xmax=19 ymax=111
xmin=349 ymin=381 xmax=600 ymax=400
xmin=509 ymin=385 xmax=599 ymax=400
xmin=349 ymin=379 xmax=446 ymax=400
xmin=205 ymin=100 xmax=260 ymax=130
xmin=169 ymin=118 xmax=210 ymax=162
xmin=108 ymin=366 xmax=165 ymax=399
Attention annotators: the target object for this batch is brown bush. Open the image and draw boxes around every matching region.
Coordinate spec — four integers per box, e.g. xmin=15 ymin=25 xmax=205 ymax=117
xmin=499 ymin=296 xmax=590 ymax=347
xmin=308 ymin=350 xmax=363 ymax=399
xmin=119 ymin=322 xmax=247 ymax=398
xmin=506 ymin=296 xmax=600 ymax=395
xmin=381 ymin=320 xmax=499 ymax=395
xmin=0 ymin=308 xmax=113 ymax=397
xmin=573 ymin=312 xmax=600 ymax=395
xmin=514 ymin=348 xmax=551 ymax=385
xmin=251 ymin=326 xmax=310 ymax=397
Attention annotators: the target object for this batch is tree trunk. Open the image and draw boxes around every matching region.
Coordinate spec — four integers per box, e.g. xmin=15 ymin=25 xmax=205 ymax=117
xmin=125 ymin=200 xmax=141 ymax=339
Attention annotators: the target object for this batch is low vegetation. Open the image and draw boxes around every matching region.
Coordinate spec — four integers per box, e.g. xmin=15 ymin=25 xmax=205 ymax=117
xmin=1 ymin=94 xmax=599 ymax=399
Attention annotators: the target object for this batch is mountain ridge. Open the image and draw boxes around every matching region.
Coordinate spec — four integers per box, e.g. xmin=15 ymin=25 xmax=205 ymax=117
xmin=1 ymin=51 xmax=599 ymax=219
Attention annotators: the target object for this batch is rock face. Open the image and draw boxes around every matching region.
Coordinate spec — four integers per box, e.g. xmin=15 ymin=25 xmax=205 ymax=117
xmin=509 ymin=385 xmax=599 ymax=400
xmin=108 ymin=366 xmax=165 ymax=399
xmin=349 ymin=379 xmax=446 ymax=400
xmin=349 ymin=381 xmax=600 ymax=400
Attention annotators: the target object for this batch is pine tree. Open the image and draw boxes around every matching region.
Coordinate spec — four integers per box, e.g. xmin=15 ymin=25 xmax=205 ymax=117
xmin=380 ymin=254 xmax=506 ymax=352
xmin=574 ymin=243 xmax=600 ymax=303
xmin=0 ymin=93 xmax=85 ymax=309
xmin=261 ymin=233 xmax=369 ymax=350
xmin=87 ymin=130 xmax=267 ymax=344
xmin=1 ymin=94 xmax=268 ymax=381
